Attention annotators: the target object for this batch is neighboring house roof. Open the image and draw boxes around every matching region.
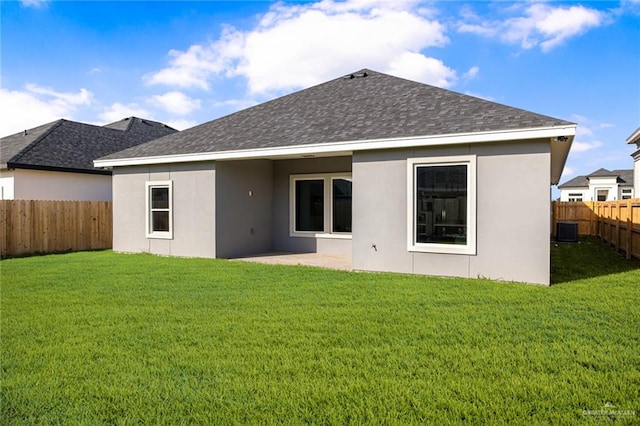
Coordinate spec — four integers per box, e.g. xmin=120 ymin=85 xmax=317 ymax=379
xmin=98 ymin=69 xmax=575 ymax=164
xmin=558 ymin=169 xmax=634 ymax=189
xmin=588 ymin=168 xmax=618 ymax=177
xmin=558 ymin=175 xmax=589 ymax=188
xmin=1 ymin=117 xmax=177 ymax=174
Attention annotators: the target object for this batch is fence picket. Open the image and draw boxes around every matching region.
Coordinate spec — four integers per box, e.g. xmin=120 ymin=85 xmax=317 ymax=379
xmin=0 ymin=200 xmax=112 ymax=258
xmin=552 ymin=200 xmax=640 ymax=261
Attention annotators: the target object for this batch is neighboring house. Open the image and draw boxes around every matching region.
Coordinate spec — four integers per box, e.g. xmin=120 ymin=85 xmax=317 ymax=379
xmin=558 ymin=169 xmax=634 ymax=201
xmin=96 ymin=69 xmax=576 ymax=285
xmin=628 ymin=127 xmax=640 ymax=194
xmin=0 ymin=117 xmax=177 ymax=201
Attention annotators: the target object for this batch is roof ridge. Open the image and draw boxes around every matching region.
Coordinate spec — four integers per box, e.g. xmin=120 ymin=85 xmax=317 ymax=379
xmin=125 ymin=117 xmax=136 ymax=132
xmin=8 ymin=119 xmax=66 ymax=164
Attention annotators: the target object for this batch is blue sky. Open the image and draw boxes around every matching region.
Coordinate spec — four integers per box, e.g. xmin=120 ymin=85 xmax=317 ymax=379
xmin=1 ymin=0 xmax=639 ymax=192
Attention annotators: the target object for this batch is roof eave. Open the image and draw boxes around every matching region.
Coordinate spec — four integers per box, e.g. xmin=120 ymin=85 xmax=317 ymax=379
xmin=7 ymin=162 xmax=112 ymax=176
xmin=95 ymin=125 xmax=577 ymax=170
xmin=626 ymin=127 xmax=640 ymax=145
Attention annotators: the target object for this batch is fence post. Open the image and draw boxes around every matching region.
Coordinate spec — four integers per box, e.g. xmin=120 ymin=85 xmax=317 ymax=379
xmin=0 ymin=201 xmax=6 ymax=257
xmin=615 ymin=201 xmax=620 ymax=253
xmin=552 ymin=201 xmax=557 ymax=238
xmin=626 ymin=199 xmax=632 ymax=260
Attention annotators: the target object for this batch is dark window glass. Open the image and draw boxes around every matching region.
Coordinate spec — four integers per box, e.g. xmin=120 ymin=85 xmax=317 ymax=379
xmin=332 ymin=178 xmax=352 ymax=233
xmin=416 ymin=165 xmax=467 ymax=245
xmin=150 ymin=186 xmax=170 ymax=233
xmin=151 ymin=187 xmax=169 ymax=209
xmin=295 ymin=180 xmax=324 ymax=232
xmin=151 ymin=211 xmax=170 ymax=232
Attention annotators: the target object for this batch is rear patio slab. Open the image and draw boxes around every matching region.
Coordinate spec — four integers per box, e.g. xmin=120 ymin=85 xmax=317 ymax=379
xmin=231 ymin=252 xmax=352 ymax=271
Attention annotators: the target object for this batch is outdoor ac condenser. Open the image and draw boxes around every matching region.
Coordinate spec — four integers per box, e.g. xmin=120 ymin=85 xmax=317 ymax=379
xmin=556 ymin=222 xmax=579 ymax=243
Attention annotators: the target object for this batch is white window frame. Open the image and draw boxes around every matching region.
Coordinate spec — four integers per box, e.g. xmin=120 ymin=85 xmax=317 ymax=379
xmin=146 ymin=180 xmax=173 ymax=239
xmin=568 ymin=192 xmax=584 ymax=202
xmin=289 ymin=173 xmax=352 ymax=239
xmin=407 ymin=156 xmax=476 ymax=255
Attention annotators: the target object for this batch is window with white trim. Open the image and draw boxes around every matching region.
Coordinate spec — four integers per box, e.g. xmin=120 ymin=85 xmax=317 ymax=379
xmin=621 ymin=188 xmax=633 ymax=200
xmin=568 ymin=193 xmax=583 ymax=202
xmin=146 ymin=181 xmax=173 ymax=239
xmin=290 ymin=173 xmax=352 ymax=238
xmin=408 ymin=156 xmax=476 ymax=255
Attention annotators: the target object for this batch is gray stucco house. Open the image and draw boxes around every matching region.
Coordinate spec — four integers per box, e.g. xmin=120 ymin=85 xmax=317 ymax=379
xmin=95 ymin=69 xmax=575 ymax=285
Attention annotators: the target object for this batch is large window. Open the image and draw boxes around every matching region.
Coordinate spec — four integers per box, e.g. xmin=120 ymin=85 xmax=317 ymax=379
xmin=295 ymin=179 xmax=324 ymax=232
xmin=332 ymin=178 xmax=352 ymax=233
xmin=407 ymin=156 xmax=476 ymax=254
xmin=290 ymin=174 xmax=352 ymax=238
xmin=146 ymin=181 xmax=173 ymax=239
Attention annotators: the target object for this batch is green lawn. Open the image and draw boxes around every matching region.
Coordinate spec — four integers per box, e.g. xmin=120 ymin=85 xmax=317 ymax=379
xmin=1 ymin=238 xmax=639 ymax=424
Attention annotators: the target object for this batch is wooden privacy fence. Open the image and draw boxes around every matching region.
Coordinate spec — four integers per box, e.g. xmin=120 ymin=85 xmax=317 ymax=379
xmin=552 ymin=200 xmax=640 ymax=261
xmin=0 ymin=200 xmax=112 ymax=258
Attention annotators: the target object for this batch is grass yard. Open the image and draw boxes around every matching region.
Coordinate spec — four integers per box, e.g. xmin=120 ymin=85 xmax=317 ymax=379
xmin=1 ymin=238 xmax=639 ymax=424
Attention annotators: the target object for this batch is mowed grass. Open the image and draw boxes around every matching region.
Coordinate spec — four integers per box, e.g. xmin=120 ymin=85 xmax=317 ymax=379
xmin=1 ymin=239 xmax=639 ymax=424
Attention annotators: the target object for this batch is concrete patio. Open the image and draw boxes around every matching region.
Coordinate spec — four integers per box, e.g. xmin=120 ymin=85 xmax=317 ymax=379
xmin=231 ymin=252 xmax=352 ymax=271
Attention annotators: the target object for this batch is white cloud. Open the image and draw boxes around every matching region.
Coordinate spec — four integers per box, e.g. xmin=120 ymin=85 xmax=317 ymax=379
xmin=145 ymin=29 xmax=244 ymax=90
xmin=575 ymin=126 xmax=593 ymax=138
xmin=0 ymin=85 xmax=93 ymax=137
xmin=19 ymin=0 xmax=48 ymax=7
xmin=385 ymin=52 xmax=456 ymax=88
xmin=98 ymin=103 xmax=150 ymax=123
xmin=458 ymin=3 xmax=605 ymax=52
xmin=571 ymin=115 xmax=616 ymax=138
xmin=163 ymin=119 xmax=198 ymax=131
xmin=462 ymin=66 xmax=479 ymax=80
xmin=559 ymin=165 xmax=576 ymax=180
xmin=571 ymin=140 xmax=603 ymax=153
xmin=147 ymin=0 xmax=453 ymax=95
xmin=25 ymin=84 xmax=93 ymax=107
xmin=150 ymin=91 xmax=201 ymax=116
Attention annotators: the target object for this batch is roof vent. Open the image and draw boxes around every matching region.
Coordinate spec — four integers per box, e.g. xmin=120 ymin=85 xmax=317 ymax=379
xmin=24 ymin=129 xmax=27 ymax=136
xmin=346 ymin=71 xmax=368 ymax=80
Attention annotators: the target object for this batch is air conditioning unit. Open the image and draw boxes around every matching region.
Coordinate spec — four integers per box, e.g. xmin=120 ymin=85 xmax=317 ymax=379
xmin=556 ymin=222 xmax=578 ymax=243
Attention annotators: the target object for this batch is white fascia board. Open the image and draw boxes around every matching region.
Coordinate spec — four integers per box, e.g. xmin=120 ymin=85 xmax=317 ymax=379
xmin=626 ymin=127 xmax=640 ymax=145
xmin=94 ymin=125 xmax=577 ymax=168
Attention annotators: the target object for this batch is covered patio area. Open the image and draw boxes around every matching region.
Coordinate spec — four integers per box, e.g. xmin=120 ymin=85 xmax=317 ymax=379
xmin=231 ymin=252 xmax=352 ymax=271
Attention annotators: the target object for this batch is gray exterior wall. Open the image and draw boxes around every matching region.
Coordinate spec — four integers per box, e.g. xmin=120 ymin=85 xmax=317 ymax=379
xmin=352 ymin=140 xmax=552 ymax=285
xmin=215 ymin=160 xmax=274 ymax=258
xmin=273 ymin=156 xmax=352 ymax=255
xmin=112 ymin=162 xmax=216 ymax=258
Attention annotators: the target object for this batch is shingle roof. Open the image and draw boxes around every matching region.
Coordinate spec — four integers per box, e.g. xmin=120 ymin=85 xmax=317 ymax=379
xmin=1 ymin=117 xmax=177 ymax=173
xmin=100 ymin=69 xmax=574 ymax=161
xmin=588 ymin=168 xmax=616 ymax=177
xmin=558 ymin=169 xmax=634 ymax=188
xmin=558 ymin=175 xmax=589 ymax=188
